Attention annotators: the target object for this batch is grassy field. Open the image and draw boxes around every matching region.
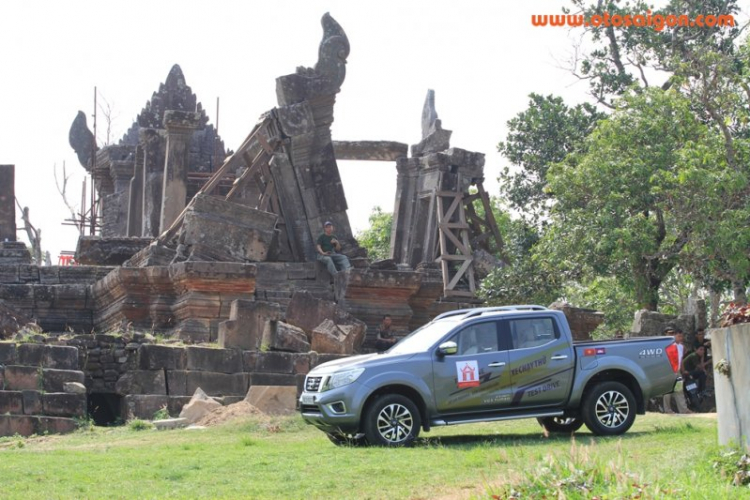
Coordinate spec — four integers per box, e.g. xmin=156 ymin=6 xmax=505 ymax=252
xmin=0 ymin=413 xmax=747 ymax=499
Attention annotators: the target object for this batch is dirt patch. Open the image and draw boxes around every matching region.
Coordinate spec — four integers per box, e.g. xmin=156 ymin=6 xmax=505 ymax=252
xmin=195 ymin=400 xmax=271 ymax=427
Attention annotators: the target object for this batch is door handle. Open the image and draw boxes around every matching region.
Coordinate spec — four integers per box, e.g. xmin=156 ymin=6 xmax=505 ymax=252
xmin=488 ymin=362 xmax=506 ymax=367
xmin=550 ymin=355 xmax=569 ymax=360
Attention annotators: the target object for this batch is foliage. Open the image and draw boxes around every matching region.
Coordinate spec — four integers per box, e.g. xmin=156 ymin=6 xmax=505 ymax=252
xmin=712 ymin=447 xmax=750 ymax=486
xmin=567 ymin=0 xmax=743 ymax=107
xmin=563 ymin=277 xmax=638 ymax=337
xmin=152 ymin=406 xmax=170 ymax=421
xmin=498 ymin=93 xmax=605 ymax=223
xmin=128 ymin=419 xmax=153 ymax=431
xmin=719 ymin=302 xmax=750 ymax=327
xmin=541 ymin=88 xmax=712 ymax=310
xmin=356 ymin=206 xmax=393 ymax=261
xmin=478 ymin=220 xmax=563 ymax=306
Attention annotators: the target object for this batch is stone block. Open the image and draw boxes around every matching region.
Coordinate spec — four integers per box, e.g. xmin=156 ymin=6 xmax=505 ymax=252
xmin=166 ymin=370 xmax=188 ymax=396
xmin=22 ymin=390 xmax=42 ymax=414
xmin=262 ymin=321 xmax=310 ymax=353
xmin=75 ymin=236 xmax=152 ymax=266
xmin=115 ymin=370 xmax=166 ymax=396
xmin=311 ymin=319 xmax=350 ymax=355
xmin=35 ymin=416 xmax=77 ymax=435
xmin=179 ymin=388 xmax=221 ymax=424
xmin=167 ymin=396 xmax=192 ymax=417
xmin=242 ymin=351 xmax=258 ymax=372
xmin=244 ymin=385 xmax=297 ymax=415
xmin=17 ymin=344 xmax=79 ymax=370
xmin=4 ymin=365 xmax=40 ymax=391
xmin=247 ymin=372 xmax=297 ymax=387
xmin=186 ymin=371 xmax=248 ymax=397
xmin=153 ymin=418 xmax=188 ymax=430
xmin=1 ymin=301 xmax=32 ymax=338
xmin=138 ymin=344 xmax=187 ymax=370
xmin=42 ymin=369 xmax=85 ymax=393
xmin=218 ymin=300 xmax=281 ymax=351
xmin=0 ymin=390 xmax=23 ymax=414
xmin=0 ymin=341 xmax=16 ymax=364
xmin=63 ymin=382 xmax=86 ymax=394
xmin=0 ymin=414 xmax=35 ymax=437
xmin=121 ymin=394 xmax=170 ymax=420
xmin=42 ymin=393 xmax=87 ymax=417
xmin=186 ymin=346 xmax=242 ymax=374
xmin=254 ymin=352 xmax=297 ymax=374
xmin=181 ymin=194 xmax=278 ymax=262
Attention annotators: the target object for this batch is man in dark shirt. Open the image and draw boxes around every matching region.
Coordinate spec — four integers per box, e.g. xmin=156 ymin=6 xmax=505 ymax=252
xmin=692 ymin=330 xmax=711 ymax=353
xmin=316 ymin=221 xmax=351 ymax=276
xmin=375 ymin=315 xmax=398 ymax=352
xmin=682 ymin=345 xmax=709 ymax=393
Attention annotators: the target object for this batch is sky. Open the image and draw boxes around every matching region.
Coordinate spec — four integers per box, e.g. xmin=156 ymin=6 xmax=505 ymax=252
xmin=2 ymin=0 xmax=744 ymax=261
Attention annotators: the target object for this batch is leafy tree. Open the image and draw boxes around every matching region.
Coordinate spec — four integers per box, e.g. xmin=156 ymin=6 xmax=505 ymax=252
xmin=541 ymin=88 xmax=711 ymax=310
xmin=356 ymin=206 xmax=393 ymax=261
xmin=563 ymin=277 xmax=638 ymax=337
xmin=478 ymin=220 xmax=564 ymax=306
xmin=498 ymin=94 xmax=605 ymax=223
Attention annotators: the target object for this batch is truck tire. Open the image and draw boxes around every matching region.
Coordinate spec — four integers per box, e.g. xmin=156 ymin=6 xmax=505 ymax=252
xmin=325 ymin=432 xmax=367 ymax=447
xmin=363 ymin=394 xmax=421 ymax=447
xmin=582 ymin=381 xmax=636 ymax=436
xmin=537 ymin=416 xmax=584 ymax=434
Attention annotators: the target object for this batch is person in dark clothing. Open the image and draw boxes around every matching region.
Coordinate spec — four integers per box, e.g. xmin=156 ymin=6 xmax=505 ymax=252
xmin=375 ymin=315 xmax=398 ymax=352
xmin=682 ymin=345 xmax=709 ymax=393
xmin=692 ymin=330 xmax=711 ymax=353
xmin=316 ymin=221 xmax=351 ymax=276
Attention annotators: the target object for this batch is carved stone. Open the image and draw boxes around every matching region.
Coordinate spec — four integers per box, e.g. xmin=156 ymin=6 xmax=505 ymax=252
xmin=0 ymin=165 xmax=16 ymax=242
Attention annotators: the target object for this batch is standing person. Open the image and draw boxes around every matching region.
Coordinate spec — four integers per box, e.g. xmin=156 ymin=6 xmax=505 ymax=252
xmin=316 ymin=221 xmax=351 ymax=276
xmin=692 ymin=330 xmax=711 ymax=354
xmin=662 ymin=326 xmax=693 ymax=414
xmin=375 ymin=315 xmax=398 ymax=352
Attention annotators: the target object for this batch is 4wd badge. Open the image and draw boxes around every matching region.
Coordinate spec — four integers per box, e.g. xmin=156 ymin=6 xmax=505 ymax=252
xmin=456 ymin=360 xmax=480 ymax=388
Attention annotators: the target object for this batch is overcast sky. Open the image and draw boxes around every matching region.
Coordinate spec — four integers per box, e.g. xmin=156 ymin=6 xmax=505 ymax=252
xmin=2 ymin=0 xmax=745 ymax=261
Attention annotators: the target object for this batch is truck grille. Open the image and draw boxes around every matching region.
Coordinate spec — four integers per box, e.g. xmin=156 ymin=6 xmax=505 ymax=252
xmin=305 ymin=376 xmax=323 ymax=392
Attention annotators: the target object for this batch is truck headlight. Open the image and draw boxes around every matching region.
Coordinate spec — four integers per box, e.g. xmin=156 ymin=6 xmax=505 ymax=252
xmin=322 ymin=368 xmax=364 ymax=392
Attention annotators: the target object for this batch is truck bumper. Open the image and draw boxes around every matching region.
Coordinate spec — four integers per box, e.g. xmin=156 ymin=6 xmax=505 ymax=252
xmin=298 ymin=384 xmax=367 ymax=435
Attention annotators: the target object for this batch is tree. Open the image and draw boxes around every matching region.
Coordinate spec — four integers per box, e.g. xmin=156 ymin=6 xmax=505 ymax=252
xmin=498 ymin=93 xmax=605 ymax=223
xmin=541 ymin=88 xmax=711 ymax=310
xmin=356 ymin=207 xmax=393 ymax=261
xmin=15 ymin=198 xmax=42 ymax=265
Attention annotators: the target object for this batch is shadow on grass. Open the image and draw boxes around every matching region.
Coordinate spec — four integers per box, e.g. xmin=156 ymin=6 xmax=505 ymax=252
xmin=416 ymin=429 xmax=659 ymax=448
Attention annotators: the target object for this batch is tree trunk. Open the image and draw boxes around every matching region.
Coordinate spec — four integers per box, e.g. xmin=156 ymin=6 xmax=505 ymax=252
xmin=732 ymin=280 xmax=748 ymax=305
xmin=709 ymin=289 xmax=721 ymax=328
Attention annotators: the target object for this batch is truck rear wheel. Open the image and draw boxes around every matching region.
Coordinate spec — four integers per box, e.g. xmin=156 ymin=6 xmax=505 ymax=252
xmin=537 ymin=416 xmax=584 ymax=434
xmin=363 ymin=394 xmax=421 ymax=447
xmin=582 ymin=381 xmax=636 ymax=436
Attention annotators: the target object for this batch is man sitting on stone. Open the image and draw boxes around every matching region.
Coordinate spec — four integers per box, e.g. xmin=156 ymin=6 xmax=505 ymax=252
xmin=375 ymin=314 xmax=398 ymax=352
xmin=316 ymin=221 xmax=351 ymax=276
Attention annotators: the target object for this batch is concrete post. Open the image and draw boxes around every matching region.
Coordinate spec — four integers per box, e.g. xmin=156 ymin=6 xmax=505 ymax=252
xmin=160 ymin=111 xmax=200 ymax=232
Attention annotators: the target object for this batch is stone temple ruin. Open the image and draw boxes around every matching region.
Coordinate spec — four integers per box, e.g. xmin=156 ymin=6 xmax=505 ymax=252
xmin=0 ymin=13 xmax=514 ymax=436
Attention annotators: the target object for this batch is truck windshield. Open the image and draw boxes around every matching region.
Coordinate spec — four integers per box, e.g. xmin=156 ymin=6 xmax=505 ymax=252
xmin=387 ymin=319 xmax=459 ymax=355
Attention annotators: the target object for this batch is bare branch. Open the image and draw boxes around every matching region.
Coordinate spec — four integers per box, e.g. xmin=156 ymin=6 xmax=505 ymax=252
xmin=54 ymin=161 xmax=81 ymax=232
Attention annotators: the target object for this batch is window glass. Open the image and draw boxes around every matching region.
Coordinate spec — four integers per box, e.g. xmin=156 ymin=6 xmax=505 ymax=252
xmin=454 ymin=322 xmax=498 ymax=355
xmin=509 ymin=317 xmax=558 ymax=349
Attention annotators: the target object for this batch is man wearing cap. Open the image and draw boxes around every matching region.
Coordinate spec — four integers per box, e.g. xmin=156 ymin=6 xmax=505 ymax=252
xmin=316 ymin=221 xmax=351 ymax=276
xmin=662 ymin=326 xmax=693 ymax=414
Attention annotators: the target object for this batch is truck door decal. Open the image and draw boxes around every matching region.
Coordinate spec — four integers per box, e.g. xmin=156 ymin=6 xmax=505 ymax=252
xmin=510 ymin=366 xmax=575 ymax=405
xmin=456 ymin=361 xmax=481 ymax=388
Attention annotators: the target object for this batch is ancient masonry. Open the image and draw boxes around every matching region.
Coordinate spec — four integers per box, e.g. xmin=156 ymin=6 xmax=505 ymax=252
xmin=0 ymin=14 xmax=595 ymax=436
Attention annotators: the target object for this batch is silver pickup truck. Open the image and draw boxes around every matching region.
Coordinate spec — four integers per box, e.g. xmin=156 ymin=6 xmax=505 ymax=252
xmin=299 ymin=306 xmax=679 ymax=446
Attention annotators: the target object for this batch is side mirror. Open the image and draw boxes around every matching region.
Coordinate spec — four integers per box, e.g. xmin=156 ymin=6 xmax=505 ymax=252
xmin=437 ymin=341 xmax=458 ymax=356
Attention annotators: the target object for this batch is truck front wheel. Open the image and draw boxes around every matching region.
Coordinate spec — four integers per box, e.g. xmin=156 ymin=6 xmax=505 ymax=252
xmin=363 ymin=394 xmax=421 ymax=447
xmin=582 ymin=381 xmax=636 ymax=436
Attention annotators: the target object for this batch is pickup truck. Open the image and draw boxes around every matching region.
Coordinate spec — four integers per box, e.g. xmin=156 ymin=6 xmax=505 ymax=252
xmin=299 ymin=306 xmax=679 ymax=446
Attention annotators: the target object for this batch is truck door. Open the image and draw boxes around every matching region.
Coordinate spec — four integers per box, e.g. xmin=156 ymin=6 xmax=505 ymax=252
xmin=432 ymin=320 xmax=512 ymax=413
xmin=504 ymin=316 xmax=575 ymax=408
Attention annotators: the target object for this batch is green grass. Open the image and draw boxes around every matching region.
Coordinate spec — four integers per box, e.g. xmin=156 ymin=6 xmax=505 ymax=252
xmin=0 ymin=413 xmax=747 ymax=499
